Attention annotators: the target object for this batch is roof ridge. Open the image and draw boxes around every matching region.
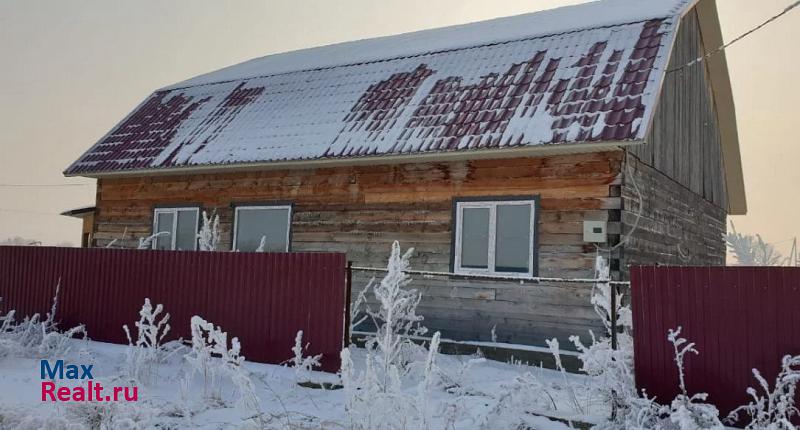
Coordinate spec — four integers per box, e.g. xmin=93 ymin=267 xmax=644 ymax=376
xmin=163 ymin=17 xmax=668 ymax=93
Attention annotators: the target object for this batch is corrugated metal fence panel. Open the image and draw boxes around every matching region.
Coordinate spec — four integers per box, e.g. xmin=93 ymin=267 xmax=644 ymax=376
xmin=631 ymin=266 xmax=800 ymax=421
xmin=0 ymin=246 xmax=346 ymax=372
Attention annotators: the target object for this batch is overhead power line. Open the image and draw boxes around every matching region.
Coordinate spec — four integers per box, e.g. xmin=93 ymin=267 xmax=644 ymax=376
xmin=0 ymin=183 xmax=94 ymax=188
xmin=0 ymin=208 xmax=62 ymax=216
xmin=666 ymin=0 xmax=800 ymax=74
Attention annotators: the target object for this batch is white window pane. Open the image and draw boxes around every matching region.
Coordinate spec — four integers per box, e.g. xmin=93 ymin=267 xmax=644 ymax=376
xmin=175 ymin=210 xmax=197 ymax=251
xmin=154 ymin=212 xmax=173 ymax=250
xmin=236 ymin=208 xmax=289 ymax=252
xmin=460 ymin=207 xmax=489 ymax=269
xmin=495 ymin=204 xmax=531 ymax=273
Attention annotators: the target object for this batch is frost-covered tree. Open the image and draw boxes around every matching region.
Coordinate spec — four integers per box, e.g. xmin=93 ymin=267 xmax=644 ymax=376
xmin=197 ymin=211 xmax=220 ymax=251
xmin=726 ymin=221 xmax=783 ymax=266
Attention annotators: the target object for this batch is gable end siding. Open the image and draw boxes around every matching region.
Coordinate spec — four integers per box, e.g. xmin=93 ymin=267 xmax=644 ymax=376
xmin=630 ymin=8 xmax=727 ymax=209
xmin=620 ymin=8 xmax=728 ymax=270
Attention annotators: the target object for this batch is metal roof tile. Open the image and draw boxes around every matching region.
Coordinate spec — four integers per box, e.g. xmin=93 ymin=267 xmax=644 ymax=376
xmin=66 ymin=13 xmax=681 ymax=175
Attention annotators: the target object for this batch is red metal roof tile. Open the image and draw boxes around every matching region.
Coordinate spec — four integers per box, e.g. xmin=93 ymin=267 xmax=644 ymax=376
xmin=66 ymin=12 xmax=680 ymax=175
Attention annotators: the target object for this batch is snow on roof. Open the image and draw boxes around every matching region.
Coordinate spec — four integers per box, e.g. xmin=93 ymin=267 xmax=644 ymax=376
xmin=65 ymin=0 xmax=695 ymax=176
xmin=167 ymin=0 xmax=695 ymax=89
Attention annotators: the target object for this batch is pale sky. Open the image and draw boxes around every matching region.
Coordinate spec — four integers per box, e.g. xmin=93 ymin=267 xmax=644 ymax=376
xmin=0 ymin=0 xmax=798 ymax=255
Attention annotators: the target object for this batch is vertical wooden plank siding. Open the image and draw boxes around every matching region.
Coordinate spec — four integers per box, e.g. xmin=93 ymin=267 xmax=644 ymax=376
xmin=631 ymin=9 xmax=727 ymax=210
xmin=0 ymin=246 xmax=346 ymax=372
xmin=631 ymin=266 xmax=800 ymax=421
xmin=622 ymin=10 xmax=729 ymax=272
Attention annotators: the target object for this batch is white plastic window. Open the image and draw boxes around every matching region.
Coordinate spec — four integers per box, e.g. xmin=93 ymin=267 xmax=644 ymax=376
xmin=454 ymin=200 xmax=535 ymax=276
xmin=233 ymin=205 xmax=292 ymax=252
xmin=152 ymin=207 xmax=199 ymax=251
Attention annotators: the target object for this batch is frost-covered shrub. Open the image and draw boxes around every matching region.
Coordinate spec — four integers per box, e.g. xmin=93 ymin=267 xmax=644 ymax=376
xmin=416 ymin=332 xmax=442 ymax=427
xmin=569 ymin=256 xmax=638 ymax=416
xmin=0 ymin=405 xmax=78 ymax=430
xmin=63 ymin=401 xmax=164 ymax=429
xmin=122 ymin=298 xmax=174 ymax=383
xmin=340 ymin=331 xmax=442 ymax=430
xmin=197 ymin=211 xmax=220 ymax=251
xmin=487 ymin=256 xmax=632 ymax=426
xmin=546 ymin=338 xmax=586 ymax=414
xmin=481 ymin=258 xmax=621 ymax=427
xmin=184 ymin=316 xmax=260 ymax=412
xmin=340 ymin=242 xmax=446 ymax=429
xmin=727 ymin=354 xmax=800 ymax=429
xmin=483 ymin=368 xmax=561 ymax=429
xmin=484 ymin=256 xmax=726 ymax=429
xmin=137 ymin=232 xmax=168 ymax=250
xmin=254 ymin=236 xmax=267 ymax=252
xmin=349 ymin=277 xmax=373 ymax=336
xmin=0 ymin=282 xmax=86 ymax=359
xmin=289 ymin=330 xmax=322 ymax=382
xmin=365 ymin=241 xmax=427 ymax=378
xmin=438 ymin=356 xmax=486 ymax=397
xmin=1 ymin=391 xmax=181 ymax=429
xmin=665 ymin=327 xmax=724 ymax=430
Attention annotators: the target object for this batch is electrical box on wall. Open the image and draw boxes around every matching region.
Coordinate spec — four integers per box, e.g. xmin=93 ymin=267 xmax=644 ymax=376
xmin=583 ymin=220 xmax=607 ymax=243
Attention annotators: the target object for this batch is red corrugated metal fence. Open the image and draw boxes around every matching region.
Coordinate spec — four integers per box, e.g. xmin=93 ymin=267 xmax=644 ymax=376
xmin=631 ymin=266 xmax=800 ymax=421
xmin=0 ymin=246 xmax=346 ymax=371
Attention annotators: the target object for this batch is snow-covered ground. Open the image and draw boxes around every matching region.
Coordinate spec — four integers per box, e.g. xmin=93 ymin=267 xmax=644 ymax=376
xmin=0 ymin=339 xmax=599 ymax=429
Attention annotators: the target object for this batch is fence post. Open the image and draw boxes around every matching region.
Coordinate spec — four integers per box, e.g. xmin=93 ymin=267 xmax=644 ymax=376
xmin=610 ymin=283 xmax=618 ymax=350
xmin=343 ymin=260 xmax=353 ymax=346
xmin=610 ymin=280 xmax=619 ymax=421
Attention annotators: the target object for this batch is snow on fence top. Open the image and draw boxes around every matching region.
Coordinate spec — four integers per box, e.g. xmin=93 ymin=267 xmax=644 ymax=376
xmin=64 ymin=0 xmax=695 ymax=176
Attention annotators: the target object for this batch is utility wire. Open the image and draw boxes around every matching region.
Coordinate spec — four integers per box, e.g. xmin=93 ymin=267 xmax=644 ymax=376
xmin=0 ymin=208 xmax=63 ymax=216
xmin=665 ymin=0 xmax=800 ymax=74
xmin=0 ymin=183 xmax=93 ymax=188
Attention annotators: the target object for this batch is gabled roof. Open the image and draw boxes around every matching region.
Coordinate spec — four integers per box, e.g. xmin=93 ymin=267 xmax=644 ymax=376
xmin=65 ymin=0 xmax=698 ymax=177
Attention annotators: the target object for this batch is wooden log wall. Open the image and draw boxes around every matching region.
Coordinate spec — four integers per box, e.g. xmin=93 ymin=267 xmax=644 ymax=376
xmin=92 ymin=151 xmax=623 ymax=347
xmin=621 ymin=154 xmax=727 ymax=271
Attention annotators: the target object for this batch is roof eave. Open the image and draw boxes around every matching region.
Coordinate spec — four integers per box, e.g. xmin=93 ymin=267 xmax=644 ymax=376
xmin=60 ymin=206 xmax=96 ymax=218
xmin=62 ymin=94 xmax=154 ymax=178
xmin=65 ymin=140 xmax=641 ymax=179
xmin=695 ymin=0 xmax=747 ymax=215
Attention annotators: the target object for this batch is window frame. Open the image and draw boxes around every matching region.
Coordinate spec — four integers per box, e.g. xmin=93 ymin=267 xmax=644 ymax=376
xmin=451 ymin=195 xmax=539 ymax=278
xmin=231 ymin=204 xmax=293 ymax=252
xmin=151 ymin=206 xmax=200 ymax=251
